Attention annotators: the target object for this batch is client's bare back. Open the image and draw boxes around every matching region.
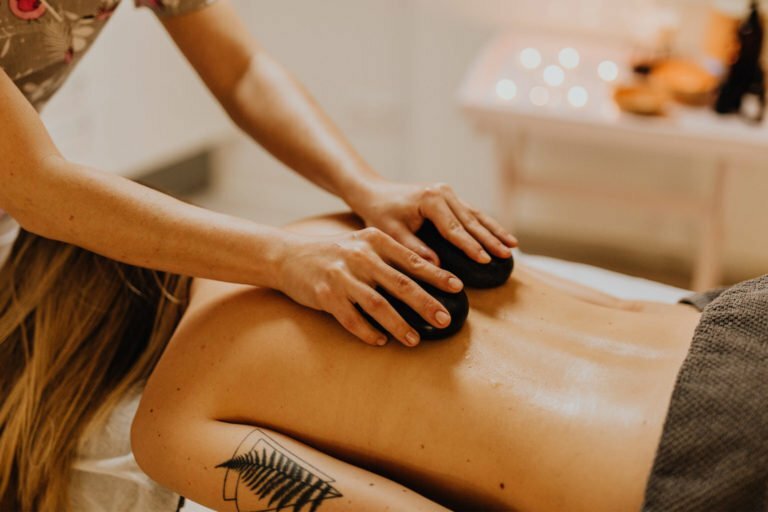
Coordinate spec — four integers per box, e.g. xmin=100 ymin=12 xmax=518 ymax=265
xmin=134 ymin=214 xmax=701 ymax=512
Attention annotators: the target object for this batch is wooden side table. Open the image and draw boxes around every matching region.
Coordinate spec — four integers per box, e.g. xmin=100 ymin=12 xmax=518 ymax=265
xmin=459 ymin=34 xmax=768 ymax=291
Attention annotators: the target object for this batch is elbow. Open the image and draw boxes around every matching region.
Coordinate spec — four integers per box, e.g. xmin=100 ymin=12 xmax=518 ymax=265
xmin=130 ymin=402 xmax=154 ymax=478
xmin=0 ymin=154 xmax=67 ymax=240
xmin=220 ymin=81 xmax=251 ymax=134
xmin=131 ymin=387 xmax=192 ymax=490
xmin=132 ymin=393 xmax=211 ymax=501
xmin=130 ymin=397 xmax=170 ymax=485
xmin=211 ymin=57 xmax=249 ymax=129
xmin=219 ymin=51 xmax=268 ymax=133
xmin=9 ymin=209 xmax=53 ymax=241
xmin=1 ymin=197 xmax=42 ymax=241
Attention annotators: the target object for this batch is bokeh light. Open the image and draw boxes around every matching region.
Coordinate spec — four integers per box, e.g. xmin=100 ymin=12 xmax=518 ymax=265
xmin=520 ymin=48 xmax=542 ymax=70
xmin=543 ymin=65 xmax=565 ymax=87
xmin=598 ymin=60 xmax=619 ymax=82
xmin=567 ymin=86 xmax=589 ymax=108
xmin=558 ymin=47 xmax=580 ymax=69
xmin=496 ymin=79 xmax=518 ymax=100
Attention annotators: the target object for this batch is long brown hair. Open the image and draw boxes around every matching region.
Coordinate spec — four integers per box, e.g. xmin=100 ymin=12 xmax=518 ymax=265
xmin=0 ymin=229 xmax=191 ymax=511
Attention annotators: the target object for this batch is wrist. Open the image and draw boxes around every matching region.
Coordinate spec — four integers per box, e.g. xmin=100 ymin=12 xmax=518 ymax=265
xmin=341 ymin=174 xmax=387 ymax=216
xmin=244 ymin=226 xmax=297 ymax=291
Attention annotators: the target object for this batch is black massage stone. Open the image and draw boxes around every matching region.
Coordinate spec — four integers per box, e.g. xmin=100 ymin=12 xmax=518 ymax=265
xmin=356 ymin=281 xmax=469 ymax=341
xmin=416 ymin=220 xmax=514 ymax=289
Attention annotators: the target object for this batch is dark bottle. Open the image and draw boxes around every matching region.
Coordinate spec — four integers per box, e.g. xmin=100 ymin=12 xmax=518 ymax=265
xmin=715 ymin=0 xmax=766 ymax=122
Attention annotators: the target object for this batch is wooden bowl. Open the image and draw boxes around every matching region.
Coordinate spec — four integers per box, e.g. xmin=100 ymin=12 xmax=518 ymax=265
xmin=651 ymin=59 xmax=719 ymax=106
xmin=613 ymin=85 xmax=669 ymax=116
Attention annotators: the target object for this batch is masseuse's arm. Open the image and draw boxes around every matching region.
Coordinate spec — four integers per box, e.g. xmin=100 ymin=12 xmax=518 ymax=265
xmin=0 ymin=70 xmax=283 ymax=286
xmin=0 ymin=69 xmax=458 ymax=348
xmin=160 ymin=0 xmax=517 ymax=266
xmin=131 ymin=420 xmax=447 ymax=511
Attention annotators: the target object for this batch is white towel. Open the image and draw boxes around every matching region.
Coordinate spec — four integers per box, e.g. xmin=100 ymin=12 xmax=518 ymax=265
xmin=0 ymin=213 xmax=20 ymax=269
xmin=70 ymin=385 xmax=180 ymax=512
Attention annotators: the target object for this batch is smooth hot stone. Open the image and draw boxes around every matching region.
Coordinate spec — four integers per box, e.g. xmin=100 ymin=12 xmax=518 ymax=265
xmin=416 ymin=220 xmax=514 ymax=289
xmin=356 ymin=281 xmax=469 ymax=341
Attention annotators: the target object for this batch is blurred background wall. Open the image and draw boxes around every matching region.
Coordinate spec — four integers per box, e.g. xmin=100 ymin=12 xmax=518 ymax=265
xmin=41 ymin=0 xmax=768 ymax=287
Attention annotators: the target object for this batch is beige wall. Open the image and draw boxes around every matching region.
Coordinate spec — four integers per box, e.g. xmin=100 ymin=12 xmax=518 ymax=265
xmin=40 ymin=0 xmax=767 ymax=281
xmin=41 ymin=2 xmax=232 ymax=177
xmin=209 ymin=0 xmax=766 ymax=281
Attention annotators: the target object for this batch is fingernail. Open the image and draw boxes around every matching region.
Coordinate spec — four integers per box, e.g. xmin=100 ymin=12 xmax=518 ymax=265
xmin=405 ymin=331 xmax=420 ymax=346
xmin=448 ymin=277 xmax=463 ymax=291
xmin=500 ymin=245 xmax=512 ymax=257
xmin=377 ymin=336 xmax=388 ymax=346
xmin=479 ymin=251 xmax=492 ymax=263
xmin=435 ymin=310 xmax=451 ymax=327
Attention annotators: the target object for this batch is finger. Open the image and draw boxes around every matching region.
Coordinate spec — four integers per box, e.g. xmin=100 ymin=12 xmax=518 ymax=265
xmin=447 ymin=196 xmax=511 ymax=259
xmin=388 ymin=225 xmax=440 ymax=266
xmin=459 ymin=200 xmax=518 ymax=247
xmin=373 ymin=262 xmax=454 ymax=332
xmin=330 ymin=301 xmax=389 ymax=347
xmin=421 ymin=198 xmax=491 ymax=263
xmin=377 ymin=233 xmax=462 ymax=294
xmin=464 ymin=201 xmax=518 ymax=247
xmin=350 ymin=281 xmax=422 ymax=347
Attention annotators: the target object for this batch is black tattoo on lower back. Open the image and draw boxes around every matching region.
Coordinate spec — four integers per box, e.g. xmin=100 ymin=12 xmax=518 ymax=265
xmin=217 ymin=429 xmax=342 ymax=512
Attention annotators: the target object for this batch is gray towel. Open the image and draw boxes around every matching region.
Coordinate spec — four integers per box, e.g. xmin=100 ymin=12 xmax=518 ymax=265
xmin=643 ymin=275 xmax=768 ymax=511
xmin=680 ymin=286 xmax=731 ymax=312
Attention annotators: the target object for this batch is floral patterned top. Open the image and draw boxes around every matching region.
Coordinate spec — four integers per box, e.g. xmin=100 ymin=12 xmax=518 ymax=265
xmin=0 ymin=0 xmax=217 ymax=112
xmin=0 ymin=0 xmax=216 ymax=265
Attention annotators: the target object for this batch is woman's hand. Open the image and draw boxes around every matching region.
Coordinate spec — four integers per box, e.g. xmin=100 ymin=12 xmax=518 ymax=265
xmin=276 ymin=228 xmax=464 ymax=347
xmin=349 ymin=181 xmax=517 ymax=266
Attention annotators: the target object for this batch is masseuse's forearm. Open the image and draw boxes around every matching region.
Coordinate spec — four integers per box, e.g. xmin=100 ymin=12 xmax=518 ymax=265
xmin=0 ymin=66 xmax=289 ymax=287
xmin=7 ymin=156 xmax=288 ymax=288
xmin=159 ymin=1 xmax=380 ymax=208
xmin=225 ymin=51 xmax=381 ymax=207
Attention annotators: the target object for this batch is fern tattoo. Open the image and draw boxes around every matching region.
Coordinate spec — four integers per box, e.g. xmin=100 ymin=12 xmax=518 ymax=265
xmin=217 ymin=430 xmax=342 ymax=512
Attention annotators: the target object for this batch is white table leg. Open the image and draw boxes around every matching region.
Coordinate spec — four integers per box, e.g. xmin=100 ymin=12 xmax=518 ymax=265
xmin=495 ymin=130 xmax=527 ymax=233
xmin=692 ymin=160 xmax=729 ymax=292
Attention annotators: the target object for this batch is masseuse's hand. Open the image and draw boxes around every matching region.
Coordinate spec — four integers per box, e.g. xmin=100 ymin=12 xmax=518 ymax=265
xmin=277 ymin=228 xmax=464 ymax=347
xmin=351 ymin=180 xmax=517 ymax=266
